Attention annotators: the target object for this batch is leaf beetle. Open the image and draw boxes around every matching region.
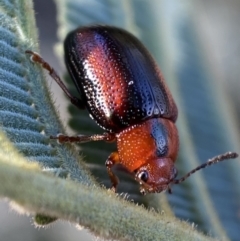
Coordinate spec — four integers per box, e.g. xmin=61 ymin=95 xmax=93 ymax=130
xmin=26 ymin=25 xmax=238 ymax=194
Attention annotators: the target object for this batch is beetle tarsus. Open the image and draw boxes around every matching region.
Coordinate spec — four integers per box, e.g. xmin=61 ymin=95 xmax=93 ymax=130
xmin=25 ymin=50 xmax=85 ymax=110
xmin=106 ymin=153 xmax=120 ymax=191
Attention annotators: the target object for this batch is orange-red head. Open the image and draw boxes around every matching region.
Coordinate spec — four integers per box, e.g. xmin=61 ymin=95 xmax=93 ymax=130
xmin=116 ymin=118 xmax=179 ymax=194
xmin=135 ymin=158 xmax=178 ymax=194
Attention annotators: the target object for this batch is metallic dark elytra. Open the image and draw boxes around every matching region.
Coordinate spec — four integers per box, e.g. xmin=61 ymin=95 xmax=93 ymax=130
xmin=64 ymin=26 xmax=178 ymax=132
xmin=26 ymin=25 xmax=238 ymax=194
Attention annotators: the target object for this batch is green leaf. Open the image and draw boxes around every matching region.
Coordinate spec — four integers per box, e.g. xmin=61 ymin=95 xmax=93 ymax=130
xmin=0 ymin=133 xmax=216 ymax=241
xmin=0 ymin=0 xmax=95 ymax=185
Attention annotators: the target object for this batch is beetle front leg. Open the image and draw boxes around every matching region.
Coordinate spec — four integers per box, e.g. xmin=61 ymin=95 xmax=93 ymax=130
xmin=50 ymin=133 xmax=116 ymax=144
xmin=105 ymin=152 xmax=120 ymax=192
xmin=25 ymin=50 xmax=84 ymax=109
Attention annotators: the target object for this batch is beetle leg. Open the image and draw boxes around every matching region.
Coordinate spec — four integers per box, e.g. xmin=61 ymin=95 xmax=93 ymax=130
xmin=105 ymin=152 xmax=120 ymax=192
xmin=50 ymin=133 xmax=116 ymax=144
xmin=25 ymin=50 xmax=84 ymax=109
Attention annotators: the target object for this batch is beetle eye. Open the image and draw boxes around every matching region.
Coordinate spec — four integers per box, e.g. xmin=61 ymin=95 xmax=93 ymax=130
xmin=137 ymin=170 xmax=149 ymax=182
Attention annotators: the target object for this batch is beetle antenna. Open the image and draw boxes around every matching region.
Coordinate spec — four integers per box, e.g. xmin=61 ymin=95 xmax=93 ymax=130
xmin=172 ymin=152 xmax=238 ymax=185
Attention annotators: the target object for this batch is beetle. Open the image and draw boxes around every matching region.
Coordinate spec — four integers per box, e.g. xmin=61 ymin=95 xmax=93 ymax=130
xmin=26 ymin=25 xmax=238 ymax=194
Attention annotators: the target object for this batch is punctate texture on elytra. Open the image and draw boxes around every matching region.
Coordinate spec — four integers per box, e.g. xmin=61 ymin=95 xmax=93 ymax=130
xmin=64 ymin=26 xmax=178 ymax=132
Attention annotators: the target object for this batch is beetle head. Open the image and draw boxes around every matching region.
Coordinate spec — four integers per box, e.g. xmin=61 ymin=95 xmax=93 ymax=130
xmin=134 ymin=158 xmax=177 ymax=194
